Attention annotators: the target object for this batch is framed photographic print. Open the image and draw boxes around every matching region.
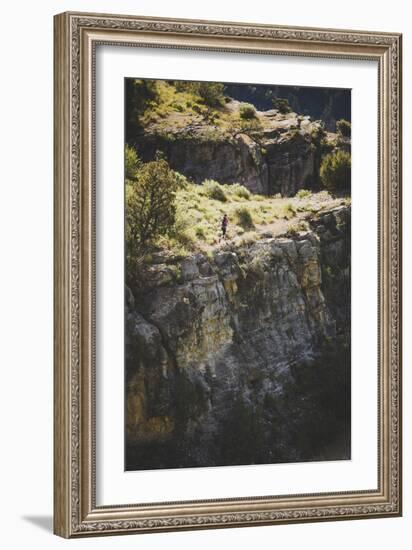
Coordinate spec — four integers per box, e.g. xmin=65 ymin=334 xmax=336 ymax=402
xmin=53 ymin=11 xmax=402 ymax=538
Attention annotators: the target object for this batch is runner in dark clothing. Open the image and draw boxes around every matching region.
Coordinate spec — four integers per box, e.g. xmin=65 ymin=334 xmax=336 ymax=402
xmin=221 ymin=214 xmax=229 ymax=240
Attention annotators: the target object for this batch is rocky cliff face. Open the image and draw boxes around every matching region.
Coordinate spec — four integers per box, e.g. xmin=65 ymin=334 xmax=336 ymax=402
xmin=125 ymin=206 xmax=351 ymax=470
xmin=132 ymin=108 xmax=323 ymax=197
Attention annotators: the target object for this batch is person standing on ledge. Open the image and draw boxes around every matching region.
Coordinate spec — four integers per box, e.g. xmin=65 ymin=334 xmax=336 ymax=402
xmin=220 ymin=213 xmax=229 ymax=241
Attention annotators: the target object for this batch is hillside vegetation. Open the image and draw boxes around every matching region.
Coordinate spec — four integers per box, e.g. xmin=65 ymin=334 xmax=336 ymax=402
xmin=125 ymin=79 xmax=351 ymax=264
xmin=171 ymin=181 xmax=349 ymax=251
xmin=125 ymin=149 xmax=350 ymax=263
xmin=126 ymin=78 xmax=268 ymax=141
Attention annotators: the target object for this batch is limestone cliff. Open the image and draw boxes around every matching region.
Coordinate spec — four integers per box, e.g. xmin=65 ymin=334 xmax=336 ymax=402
xmin=125 ymin=206 xmax=351 ymax=470
xmin=131 ymin=104 xmax=324 ymax=197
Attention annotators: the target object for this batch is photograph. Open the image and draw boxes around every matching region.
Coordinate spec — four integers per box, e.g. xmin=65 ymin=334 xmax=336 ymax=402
xmin=124 ymin=78 xmax=352 ymax=471
xmin=53 ymin=11 xmax=401 ymax=537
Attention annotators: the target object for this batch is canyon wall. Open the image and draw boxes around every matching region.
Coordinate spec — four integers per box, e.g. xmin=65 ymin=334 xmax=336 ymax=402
xmin=132 ymin=110 xmax=324 ymax=196
xmin=125 ymin=206 xmax=351 ymax=470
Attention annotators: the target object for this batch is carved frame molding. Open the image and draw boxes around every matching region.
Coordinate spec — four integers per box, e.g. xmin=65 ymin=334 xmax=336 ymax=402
xmin=54 ymin=11 xmax=402 ymax=538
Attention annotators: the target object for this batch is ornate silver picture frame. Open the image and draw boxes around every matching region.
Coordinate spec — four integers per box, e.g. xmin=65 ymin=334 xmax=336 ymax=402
xmin=54 ymin=11 xmax=402 ymax=538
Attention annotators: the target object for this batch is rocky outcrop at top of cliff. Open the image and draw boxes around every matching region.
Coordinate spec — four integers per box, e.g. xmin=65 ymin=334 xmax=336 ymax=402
xmin=131 ymin=101 xmax=325 ymax=197
xmin=125 ymin=205 xmax=351 ymax=469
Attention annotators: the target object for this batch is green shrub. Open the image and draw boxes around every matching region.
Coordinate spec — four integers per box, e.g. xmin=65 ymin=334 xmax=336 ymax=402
xmin=192 ymin=103 xmax=206 ymax=114
xmin=195 ymin=226 xmax=206 ymax=239
xmin=336 ymin=119 xmax=351 ymax=138
xmin=125 ymin=144 xmax=141 ymax=180
xmin=125 ymin=159 xmax=183 ymax=261
xmin=321 ymin=138 xmax=335 ymax=156
xmin=203 ymin=179 xmax=227 ymax=202
xmin=239 ymin=102 xmax=257 ymax=119
xmin=173 ymin=171 xmax=189 ymax=189
xmin=228 ymin=116 xmax=263 ymax=138
xmin=272 ymin=97 xmax=292 ymax=114
xmin=231 ymin=183 xmax=251 ymax=200
xmin=197 ymin=82 xmax=225 ymax=106
xmin=175 ymin=81 xmax=224 ymax=107
xmin=296 ymin=189 xmax=311 ymax=199
xmin=235 ymin=207 xmax=254 ymax=230
xmin=320 ymin=150 xmax=351 ymax=192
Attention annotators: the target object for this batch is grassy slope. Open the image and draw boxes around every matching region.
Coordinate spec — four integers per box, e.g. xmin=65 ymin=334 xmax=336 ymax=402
xmin=137 ymin=80 xmax=281 ymax=139
xmin=157 ymin=182 xmax=350 ymax=255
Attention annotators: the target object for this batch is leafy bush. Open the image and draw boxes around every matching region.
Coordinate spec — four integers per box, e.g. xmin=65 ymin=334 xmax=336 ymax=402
xmin=195 ymin=226 xmax=206 ymax=240
xmin=196 ymin=82 xmax=225 ymax=106
xmin=239 ymin=102 xmax=257 ymax=120
xmin=230 ymin=183 xmax=251 ymax=200
xmin=126 ymin=159 xmax=182 ymax=261
xmin=175 ymin=81 xmax=225 ymax=107
xmin=173 ymin=170 xmax=189 ymax=189
xmin=320 ymin=150 xmax=351 ymax=192
xmin=208 ymin=112 xmax=220 ymax=123
xmin=272 ymin=97 xmax=292 ymax=114
xmin=296 ymin=189 xmax=311 ymax=199
xmin=235 ymin=206 xmax=254 ymax=230
xmin=321 ymin=138 xmax=336 ymax=156
xmin=125 ymin=144 xmax=141 ymax=180
xmin=192 ymin=103 xmax=204 ymax=114
xmin=336 ymin=119 xmax=351 ymax=138
xmin=203 ymin=179 xmax=227 ymax=202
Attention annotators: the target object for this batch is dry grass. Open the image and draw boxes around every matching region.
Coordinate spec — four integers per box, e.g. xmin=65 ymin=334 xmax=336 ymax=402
xmin=138 ymin=81 xmax=276 ymax=139
xmin=158 ymin=180 xmax=349 ymax=254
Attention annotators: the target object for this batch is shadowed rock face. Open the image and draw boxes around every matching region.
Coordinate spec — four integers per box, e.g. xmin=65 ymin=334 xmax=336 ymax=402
xmin=125 ymin=206 xmax=351 ymax=470
xmin=131 ymin=110 xmax=323 ymax=197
